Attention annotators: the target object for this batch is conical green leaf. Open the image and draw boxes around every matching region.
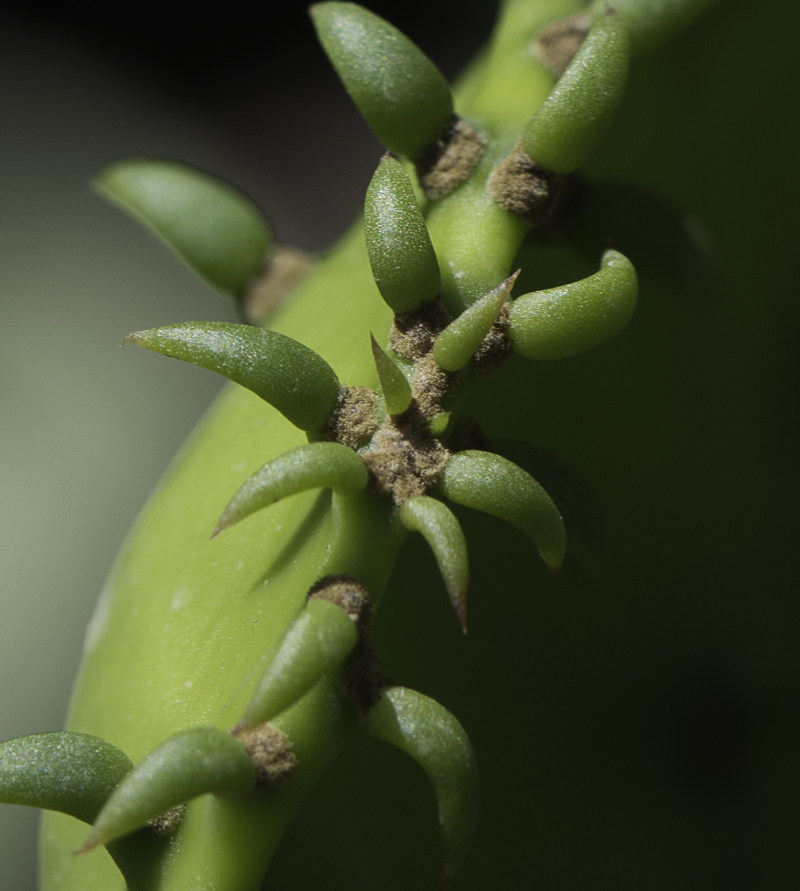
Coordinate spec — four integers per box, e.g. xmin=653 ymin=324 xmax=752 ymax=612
xmin=238 ymin=598 xmax=359 ymax=729
xmin=364 ymin=155 xmax=441 ymax=314
xmin=587 ymin=0 xmax=721 ymax=56
xmin=433 ymin=272 xmax=517 ymax=372
xmin=80 ymin=727 xmax=256 ymax=852
xmin=364 ymin=686 xmax=478 ymax=890
xmin=399 ymin=496 xmax=469 ymax=632
xmin=311 ymin=2 xmax=453 ymax=157
xmin=215 ymin=442 xmax=368 ymax=535
xmin=125 ymin=322 xmax=340 ymax=432
xmin=96 ymin=158 xmax=273 ymax=296
xmin=507 ymin=249 xmax=638 ymax=360
xmin=522 ymin=12 xmax=630 ymax=174
xmin=371 ymin=335 xmax=413 ymax=415
xmin=0 ymin=732 xmax=131 ymax=825
xmin=439 ymin=450 xmax=566 ymax=573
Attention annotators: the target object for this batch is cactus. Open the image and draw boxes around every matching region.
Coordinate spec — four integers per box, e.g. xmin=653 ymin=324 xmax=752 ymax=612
xmin=0 ymin=1 xmax=728 ymax=889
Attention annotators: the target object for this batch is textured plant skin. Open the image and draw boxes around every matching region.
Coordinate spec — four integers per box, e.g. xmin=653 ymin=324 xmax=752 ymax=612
xmin=0 ymin=0 xmax=724 ymax=888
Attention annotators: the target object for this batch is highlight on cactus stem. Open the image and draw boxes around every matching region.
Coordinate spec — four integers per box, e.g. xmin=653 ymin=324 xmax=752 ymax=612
xmin=1 ymin=0 xmax=727 ymax=888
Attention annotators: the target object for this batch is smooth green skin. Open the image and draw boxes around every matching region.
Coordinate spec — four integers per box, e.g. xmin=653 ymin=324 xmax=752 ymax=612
xmin=433 ymin=272 xmax=516 ymax=372
xmin=371 ymin=335 xmax=413 ymax=415
xmin=84 ymin=728 xmax=257 ymax=852
xmin=588 ymin=0 xmax=722 ymax=55
xmin=0 ymin=732 xmax=131 ymax=825
xmin=127 ymin=322 xmax=341 ymax=433
xmin=439 ymin=451 xmax=566 ymax=573
xmin=508 ymin=249 xmax=638 ymax=360
xmin=364 ymin=156 xmax=440 ymax=314
xmin=240 ymin=598 xmax=358 ymax=728
xmin=522 ymin=13 xmax=631 ymax=175
xmin=96 ymin=159 xmax=272 ymax=296
xmin=311 ymin=3 xmax=453 ymax=158
xmin=364 ymin=686 xmax=479 ymax=890
xmin=215 ymin=443 xmax=369 ymax=535
xmin=398 ymin=497 xmax=469 ymax=633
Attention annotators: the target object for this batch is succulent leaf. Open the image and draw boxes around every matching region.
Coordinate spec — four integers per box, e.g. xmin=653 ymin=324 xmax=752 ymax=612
xmin=80 ymin=727 xmax=257 ymax=852
xmin=96 ymin=158 xmax=273 ymax=296
xmin=214 ymin=442 xmax=368 ymax=535
xmin=364 ymin=686 xmax=478 ymax=890
xmin=588 ymin=0 xmax=721 ymax=56
xmin=0 ymin=732 xmax=132 ymax=825
xmin=371 ymin=335 xmax=413 ymax=415
xmin=238 ymin=598 xmax=359 ymax=730
xmin=439 ymin=450 xmax=566 ymax=573
xmin=364 ymin=155 xmax=441 ymax=314
xmin=433 ymin=271 xmax=518 ymax=372
xmin=125 ymin=322 xmax=341 ymax=432
xmin=492 ymin=439 xmax=611 ymax=581
xmin=507 ymin=249 xmax=637 ymax=360
xmin=522 ymin=12 xmax=630 ymax=174
xmin=310 ymin=2 xmax=453 ymax=157
xmin=398 ymin=496 xmax=469 ymax=632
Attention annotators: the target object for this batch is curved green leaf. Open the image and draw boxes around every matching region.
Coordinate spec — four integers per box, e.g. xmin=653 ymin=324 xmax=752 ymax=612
xmin=364 ymin=154 xmax=441 ymax=314
xmin=238 ymin=598 xmax=359 ymax=730
xmin=508 ymin=249 xmax=638 ymax=360
xmin=439 ymin=450 xmax=566 ymax=573
xmin=433 ymin=271 xmax=517 ymax=372
xmin=80 ymin=727 xmax=256 ymax=852
xmin=311 ymin=2 xmax=453 ymax=157
xmin=364 ymin=686 xmax=478 ymax=890
xmin=371 ymin=335 xmax=413 ymax=415
xmin=125 ymin=322 xmax=341 ymax=433
xmin=96 ymin=158 xmax=273 ymax=296
xmin=214 ymin=442 xmax=368 ymax=536
xmin=522 ymin=12 xmax=630 ymax=174
xmin=399 ymin=496 xmax=469 ymax=632
xmin=0 ymin=732 xmax=131 ymax=825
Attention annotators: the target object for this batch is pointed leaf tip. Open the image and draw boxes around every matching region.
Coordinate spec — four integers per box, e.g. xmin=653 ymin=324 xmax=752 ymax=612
xmin=439 ymin=450 xmax=566 ymax=573
xmin=399 ymin=496 xmax=469 ymax=632
xmin=0 ymin=732 xmax=132 ymax=826
xmin=508 ymin=249 xmax=637 ymax=360
xmin=433 ymin=271 xmax=518 ymax=372
xmin=239 ymin=598 xmax=359 ymax=729
xmin=126 ymin=322 xmax=340 ymax=432
xmin=82 ymin=727 xmax=256 ymax=851
xmin=365 ymin=687 xmax=478 ymax=887
xmin=214 ymin=442 xmax=368 ymax=536
xmin=371 ymin=335 xmax=413 ymax=416
xmin=311 ymin=3 xmax=453 ymax=157
xmin=96 ymin=158 xmax=273 ymax=296
xmin=365 ymin=155 xmax=440 ymax=314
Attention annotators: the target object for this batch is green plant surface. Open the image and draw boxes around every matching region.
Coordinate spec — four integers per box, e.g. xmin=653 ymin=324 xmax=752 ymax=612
xmin=3 ymin=0 xmax=800 ymax=888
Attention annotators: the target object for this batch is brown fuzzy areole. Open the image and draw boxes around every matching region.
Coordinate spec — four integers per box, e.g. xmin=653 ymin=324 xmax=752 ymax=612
xmin=232 ymin=723 xmax=297 ymax=791
xmin=241 ymin=246 xmax=314 ymax=326
xmin=532 ymin=12 xmax=592 ymax=78
xmin=324 ymin=385 xmax=380 ymax=449
xmin=486 ymin=139 xmax=563 ymax=226
xmin=473 ymin=302 xmax=514 ymax=375
xmin=389 ymin=298 xmax=452 ymax=360
xmin=414 ymin=116 xmax=488 ymax=200
xmin=307 ymin=575 xmax=372 ymax=629
xmin=146 ymin=804 xmax=186 ymax=836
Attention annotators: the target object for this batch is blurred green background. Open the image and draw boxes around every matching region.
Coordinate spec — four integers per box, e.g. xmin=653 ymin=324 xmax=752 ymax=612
xmin=1 ymin=0 xmax=798 ymax=888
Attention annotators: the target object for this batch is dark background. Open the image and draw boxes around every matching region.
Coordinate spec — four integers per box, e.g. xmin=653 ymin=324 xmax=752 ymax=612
xmin=1 ymin=0 xmax=798 ymax=888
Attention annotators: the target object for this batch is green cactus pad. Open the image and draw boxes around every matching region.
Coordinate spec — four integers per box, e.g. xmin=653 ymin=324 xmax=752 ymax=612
xmin=522 ymin=12 xmax=630 ymax=174
xmin=439 ymin=450 xmax=566 ymax=573
xmin=508 ymin=249 xmax=638 ymax=360
xmin=125 ymin=322 xmax=341 ymax=433
xmin=311 ymin=2 xmax=453 ymax=157
xmin=96 ymin=158 xmax=273 ymax=296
